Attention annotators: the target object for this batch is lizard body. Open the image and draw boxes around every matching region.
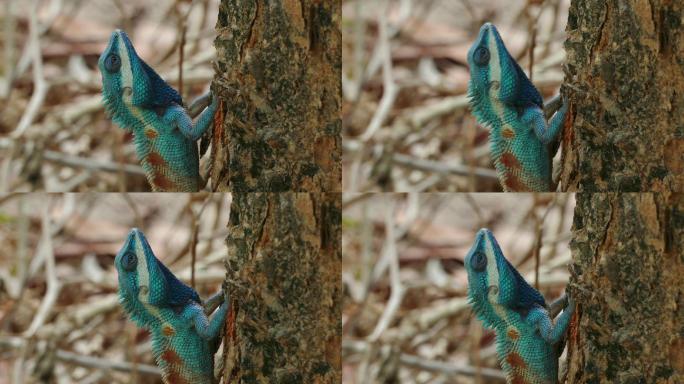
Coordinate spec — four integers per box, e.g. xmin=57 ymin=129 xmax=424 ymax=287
xmin=467 ymin=23 xmax=568 ymax=192
xmin=115 ymin=228 xmax=227 ymax=384
xmin=99 ymin=30 xmax=217 ymax=192
xmin=464 ymin=228 xmax=574 ymax=384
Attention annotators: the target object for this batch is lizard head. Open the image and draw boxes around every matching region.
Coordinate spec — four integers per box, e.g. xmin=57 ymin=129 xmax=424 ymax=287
xmin=98 ymin=30 xmax=182 ymax=117
xmin=115 ymin=228 xmax=200 ymax=312
xmin=467 ymin=23 xmax=542 ymax=109
xmin=465 ymin=228 xmax=546 ymax=325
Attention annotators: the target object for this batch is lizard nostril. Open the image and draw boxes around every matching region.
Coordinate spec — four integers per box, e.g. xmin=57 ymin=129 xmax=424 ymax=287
xmin=490 ymin=81 xmax=500 ymax=91
xmin=488 ymin=285 xmax=499 ymax=295
xmin=139 ymin=285 xmax=148 ymax=294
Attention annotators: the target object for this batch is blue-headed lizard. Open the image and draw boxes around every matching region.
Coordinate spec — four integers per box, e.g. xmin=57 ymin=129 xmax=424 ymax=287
xmin=99 ymin=30 xmax=217 ymax=192
xmin=467 ymin=23 xmax=568 ymax=192
xmin=464 ymin=228 xmax=574 ymax=384
xmin=115 ymin=228 xmax=228 ymax=384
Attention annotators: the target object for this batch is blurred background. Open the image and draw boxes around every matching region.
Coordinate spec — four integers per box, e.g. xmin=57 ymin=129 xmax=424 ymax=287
xmin=0 ymin=193 xmax=230 ymax=383
xmin=342 ymin=193 xmax=574 ymax=383
xmin=342 ymin=0 xmax=571 ymax=192
xmin=0 ymin=0 xmax=218 ymax=191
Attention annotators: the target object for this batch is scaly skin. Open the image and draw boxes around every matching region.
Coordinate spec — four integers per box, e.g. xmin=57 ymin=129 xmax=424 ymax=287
xmin=467 ymin=23 xmax=568 ymax=192
xmin=465 ymin=229 xmax=574 ymax=384
xmin=99 ymin=30 xmax=216 ymax=191
xmin=115 ymin=228 xmax=228 ymax=384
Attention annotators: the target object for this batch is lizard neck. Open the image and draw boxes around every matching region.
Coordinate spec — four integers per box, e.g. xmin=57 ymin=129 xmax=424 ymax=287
xmin=471 ymin=93 xmax=552 ymax=192
xmin=104 ymin=93 xmax=200 ymax=191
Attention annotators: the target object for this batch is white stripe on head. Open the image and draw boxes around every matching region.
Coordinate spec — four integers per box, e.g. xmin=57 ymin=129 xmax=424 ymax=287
xmin=483 ymin=233 xmax=499 ymax=299
xmin=117 ymin=32 xmax=134 ymax=105
xmin=134 ymin=230 xmax=150 ymax=303
xmin=487 ymin=28 xmax=501 ymax=86
xmin=483 ymin=231 xmax=508 ymax=320
xmin=486 ymin=27 xmax=507 ymax=122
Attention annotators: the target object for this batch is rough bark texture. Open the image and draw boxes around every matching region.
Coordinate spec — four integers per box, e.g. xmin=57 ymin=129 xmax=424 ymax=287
xmin=567 ymin=193 xmax=684 ymax=383
xmin=223 ymin=193 xmax=341 ymax=383
xmin=561 ymin=1 xmax=684 ymax=192
xmin=211 ymin=1 xmax=341 ymax=192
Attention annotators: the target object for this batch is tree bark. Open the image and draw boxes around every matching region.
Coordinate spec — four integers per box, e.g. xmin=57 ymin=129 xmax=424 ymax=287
xmin=567 ymin=193 xmax=684 ymax=383
xmin=223 ymin=193 xmax=341 ymax=383
xmin=561 ymin=1 xmax=684 ymax=192
xmin=211 ymin=1 xmax=341 ymax=192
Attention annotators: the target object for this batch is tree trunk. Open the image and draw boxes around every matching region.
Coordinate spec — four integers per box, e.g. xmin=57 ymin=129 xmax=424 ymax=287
xmin=567 ymin=193 xmax=684 ymax=383
xmin=210 ymin=1 xmax=341 ymax=192
xmin=560 ymin=1 xmax=684 ymax=192
xmin=223 ymin=193 xmax=341 ymax=383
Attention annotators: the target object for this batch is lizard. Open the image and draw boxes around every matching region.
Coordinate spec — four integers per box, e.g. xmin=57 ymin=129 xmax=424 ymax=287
xmin=467 ymin=23 xmax=568 ymax=192
xmin=98 ymin=29 xmax=217 ymax=192
xmin=115 ymin=228 xmax=228 ymax=384
xmin=464 ymin=228 xmax=574 ymax=384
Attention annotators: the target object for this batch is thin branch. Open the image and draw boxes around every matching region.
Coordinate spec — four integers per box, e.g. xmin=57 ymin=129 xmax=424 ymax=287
xmin=1 ymin=0 xmax=18 ymax=99
xmin=343 ymin=340 xmax=506 ymax=382
xmin=392 ymin=153 xmax=499 ymax=181
xmin=24 ymin=197 xmax=60 ymax=337
xmin=57 ymin=350 xmax=160 ymax=376
xmin=12 ymin=0 xmax=49 ymax=138
xmin=368 ymin=198 xmax=404 ymax=341
xmin=0 ymin=337 xmax=161 ymax=377
xmin=359 ymin=11 xmax=399 ymax=142
xmin=41 ymin=150 xmax=146 ymax=176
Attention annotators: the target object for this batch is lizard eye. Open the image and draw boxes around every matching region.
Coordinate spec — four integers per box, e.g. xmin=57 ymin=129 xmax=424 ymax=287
xmin=473 ymin=46 xmax=490 ymax=66
xmin=105 ymin=53 xmax=121 ymax=73
xmin=122 ymin=251 xmax=137 ymax=272
xmin=471 ymin=250 xmax=487 ymax=272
